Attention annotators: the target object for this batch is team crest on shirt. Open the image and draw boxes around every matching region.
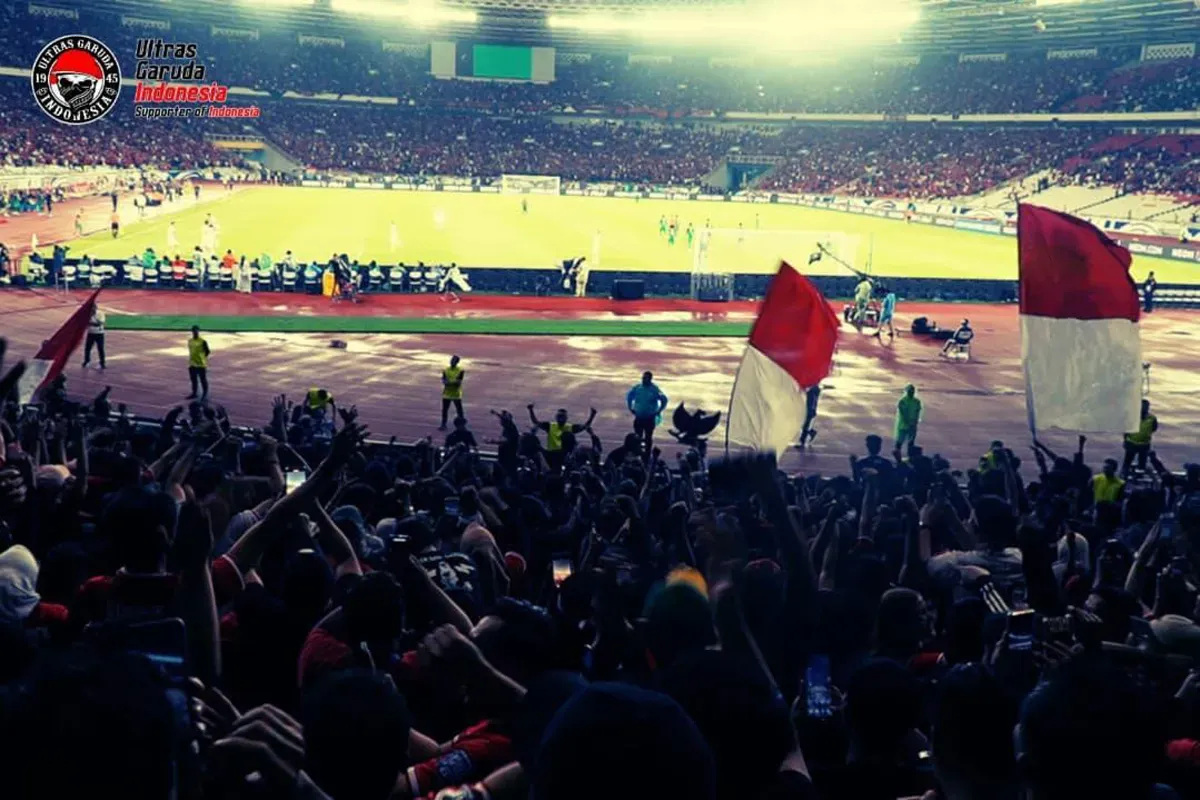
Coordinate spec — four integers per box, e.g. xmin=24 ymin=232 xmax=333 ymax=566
xmin=436 ymin=749 xmax=474 ymax=783
xmin=31 ymin=35 xmax=121 ymax=125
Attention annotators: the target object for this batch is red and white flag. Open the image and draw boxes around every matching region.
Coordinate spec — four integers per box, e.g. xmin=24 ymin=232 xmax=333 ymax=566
xmin=1018 ymin=204 xmax=1141 ymax=434
xmin=17 ymin=289 xmax=101 ymax=404
xmin=726 ymin=262 xmax=839 ymax=454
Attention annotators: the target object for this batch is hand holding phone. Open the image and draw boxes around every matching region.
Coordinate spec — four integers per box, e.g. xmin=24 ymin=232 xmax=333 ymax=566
xmin=804 ymin=654 xmax=833 ymax=719
xmin=552 ymin=558 xmax=573 ymax=587
xmin=284 ymin=469 xmax=307 ymax=494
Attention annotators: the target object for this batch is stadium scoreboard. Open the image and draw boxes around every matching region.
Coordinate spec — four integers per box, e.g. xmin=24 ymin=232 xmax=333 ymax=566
xmin=430 ymin=42 xmax=555 ymax=82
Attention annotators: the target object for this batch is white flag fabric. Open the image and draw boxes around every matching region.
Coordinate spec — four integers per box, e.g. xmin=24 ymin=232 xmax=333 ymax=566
xmin=726 ymin=262 xmax=839 ymax=454
xmin=1018 ymin=204 xmax=1141 ymax=434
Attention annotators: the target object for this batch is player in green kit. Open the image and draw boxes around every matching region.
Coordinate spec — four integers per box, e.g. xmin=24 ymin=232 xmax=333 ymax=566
xmin=659 ymin=216 xmax=667 ymax=236
xmin=686 ymin=223 xmax=694 ymax=248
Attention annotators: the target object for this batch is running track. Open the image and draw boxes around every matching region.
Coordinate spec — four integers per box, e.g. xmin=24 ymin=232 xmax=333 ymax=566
xmin=1 ymin=289 xmax=1197 ymax=474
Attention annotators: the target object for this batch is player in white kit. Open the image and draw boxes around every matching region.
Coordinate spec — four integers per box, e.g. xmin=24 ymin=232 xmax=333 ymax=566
xmin=167 ymin=221 xmax=178 ymax=253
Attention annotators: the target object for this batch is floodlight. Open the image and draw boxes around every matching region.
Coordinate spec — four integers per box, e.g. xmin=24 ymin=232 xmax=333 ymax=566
xmin=331 ymin=0 xmax=477 ymax=23
xmin=238 ymin=0 xmax=314 ymax=7
xmin=546 ymin=1 xmax=919 ymax=46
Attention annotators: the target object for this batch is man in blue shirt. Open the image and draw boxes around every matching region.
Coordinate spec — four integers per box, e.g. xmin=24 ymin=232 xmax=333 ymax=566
xmin=876 ymin=288 xmax=897 ymax=340
xmin=626 ymin=371 xmax=669 ymax=451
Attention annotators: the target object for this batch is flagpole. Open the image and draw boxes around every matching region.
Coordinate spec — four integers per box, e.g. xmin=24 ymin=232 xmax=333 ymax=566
xmin=817 ymin=242 xmax=867 ymax=281
xmin=723 ymin=351 xmax=746 ymax=458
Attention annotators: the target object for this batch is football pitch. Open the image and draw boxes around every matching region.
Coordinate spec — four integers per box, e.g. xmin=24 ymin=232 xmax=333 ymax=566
xmin=62 ymin=186 xmax=1196 ymax=283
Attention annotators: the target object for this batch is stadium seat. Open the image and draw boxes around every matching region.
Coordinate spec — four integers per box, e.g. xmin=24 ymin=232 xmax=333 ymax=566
xmin=282 ymin=266 xmax=298 ymax=291
xmin=76 ymin=262 xmax=92 ymax=286
xmin=60 ymin=265 xmax=76 ymax=289
xmin=185 ymin=266 xmax=202 ymax=290
xmin=948 ymin=342 xmax=972 ymax=361
xmin=422 ymin=270 xmax=440 ymax=293
xmin=126 ymin=264 xmax=144 ymax=286
xmin=368 ymin=266 xmax=383 ymax=291
xmin=144 ymin=265 xmax=159 ymax=287
xmin=256 ymin=264 xmax=274 ymax=290
xmin=172 ymin=263 xmax=187 ymax=286
xmin=219 ymin=267 xmax=234 ymax=290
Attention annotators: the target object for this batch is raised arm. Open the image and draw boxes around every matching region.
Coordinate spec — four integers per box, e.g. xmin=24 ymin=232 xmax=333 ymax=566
xmin=226 ymin=423 xmax=367 ymax=577
xmin=526 ymin=403 xmax=541 ymax=427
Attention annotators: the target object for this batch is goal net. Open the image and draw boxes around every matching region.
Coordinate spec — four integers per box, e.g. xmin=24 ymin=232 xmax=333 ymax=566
xmin=500 ymin=174 xmax=561 ymax=195
xmin=691 ymin=228 xmax=866 ymax=300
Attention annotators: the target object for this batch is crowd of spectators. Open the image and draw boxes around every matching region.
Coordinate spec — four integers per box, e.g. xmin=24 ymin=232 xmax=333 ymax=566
xmin=262 ymin=108 xmax=764 ymax=185
xmin=0 ymin=337 xmax=1199 ymax=800
xmin=1 ymin=4 xmax=1197 ymax=116
xmin=0 ymin=83 xmax=231 ymax=171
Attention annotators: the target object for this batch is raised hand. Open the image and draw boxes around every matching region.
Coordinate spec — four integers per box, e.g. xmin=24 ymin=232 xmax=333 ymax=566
xmin=329 ymin=421 xmax=368 ymax=466
xmin=174 ymin=501 xmax=214 ymax=570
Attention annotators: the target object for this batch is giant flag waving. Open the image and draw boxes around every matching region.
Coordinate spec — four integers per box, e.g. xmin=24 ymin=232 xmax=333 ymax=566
xmin=1018 ymin=204 xmax=1141 ymax=434
xmin=726 ymin=262 xmax=839 ymax=454
xmin=17 ymin=288 xmax=101 ymax=404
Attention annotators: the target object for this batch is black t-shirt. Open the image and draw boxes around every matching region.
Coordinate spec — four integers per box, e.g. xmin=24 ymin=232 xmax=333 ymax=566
xmin=445 ymin=429 xmax=477 ymax=450
xmin=813 ymin=763 xmax=934 ymax=800
xmin=760 ymin=770 xmax=820 ymax=800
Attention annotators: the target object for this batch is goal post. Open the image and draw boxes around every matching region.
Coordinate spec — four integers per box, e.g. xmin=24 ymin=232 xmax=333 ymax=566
xmin=692 ymin=228 xmax=867 ymax=299
xmin=500 ymin=174 xmax=561 ymax=195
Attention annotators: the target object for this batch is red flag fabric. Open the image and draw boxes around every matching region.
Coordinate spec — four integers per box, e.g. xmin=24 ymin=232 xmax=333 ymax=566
xmin=747 ymin=261 xmax=841 ymax=388
xmin=1018 ymin=204 xmax=1139 ymax=321
xmin=727 ymin=262 xmax=840 ymax=453
xmin=17 ymin=289 xmax=101 ymax=404
xmin=1017 ymin=205 xmax=1141 ymax=434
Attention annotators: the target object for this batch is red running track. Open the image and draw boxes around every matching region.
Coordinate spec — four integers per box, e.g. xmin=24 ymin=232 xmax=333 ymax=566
xmin=1 ymin=289 xmax=1197 ymax=474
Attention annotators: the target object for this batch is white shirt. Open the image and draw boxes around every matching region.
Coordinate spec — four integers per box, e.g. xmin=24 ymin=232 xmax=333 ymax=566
xmin=89 ymin=310 xmax=106 ymax=335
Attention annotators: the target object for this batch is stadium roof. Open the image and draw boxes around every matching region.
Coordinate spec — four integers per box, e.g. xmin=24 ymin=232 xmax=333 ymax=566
xmin=58 ymin=0 xmax=1200 ymax=54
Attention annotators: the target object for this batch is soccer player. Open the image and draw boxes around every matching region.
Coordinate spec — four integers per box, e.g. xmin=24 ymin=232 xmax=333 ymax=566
xmin=626 ymin=371 xmax=669 ymax=451
xmin=668 ymin=225 xmax=676 ymax=246
xmin=186 ymin=325 xmax=211 ymax=400
xmin=109 ymin=211 xmax=119 ymax=238
xmin=193 ymin=183 xmax=200 ymax=200
xmin=895 ymin=384 xmax=921 ymax=452
xmin=440 ymin=355 xmax=465 ymax=430
xmin=852 ymin=276 xmax=873 ymax=330
xmin=1143 ymin=271 xmax=1157 ymax=313
xmin=74 ymin=210 xmax=84 ymax=237
xmin=659 ymin=216 xmax=667 ymax=237
xmin=876 ymin=287 xmax=897 ymax=339
xmin=167 ymin=221 xmax=178 ymax=253
xmin=737 ymin=222 xmax=745 ymax=245
xmin=389 ymin=221 xmax=400 ymax=252
xmin=521 ymin=197 xmax=528 ymax=214
xmin=686 ymin=223 xmax=694 ymax=248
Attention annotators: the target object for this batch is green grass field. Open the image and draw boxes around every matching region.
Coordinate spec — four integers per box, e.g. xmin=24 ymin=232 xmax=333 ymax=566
xmin=62 ymin=187 xmax=1197 ymax=283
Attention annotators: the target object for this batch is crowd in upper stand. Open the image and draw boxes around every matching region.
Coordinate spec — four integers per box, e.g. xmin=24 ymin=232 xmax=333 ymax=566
xmin=0 ymin=4 xmax=1196 ymax=116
